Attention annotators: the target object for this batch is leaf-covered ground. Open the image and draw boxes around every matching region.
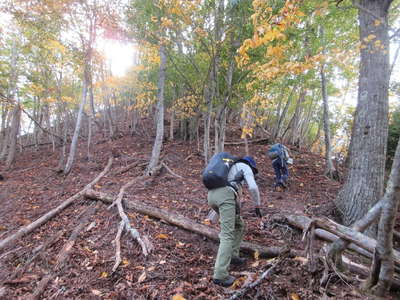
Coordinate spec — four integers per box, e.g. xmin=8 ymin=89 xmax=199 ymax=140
xmin=0 ymin=126 xmax=398 ymax=300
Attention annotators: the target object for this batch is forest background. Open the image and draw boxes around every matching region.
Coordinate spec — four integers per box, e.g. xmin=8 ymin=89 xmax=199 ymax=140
xmin=1 ymin=0 xmax=400 ymax=299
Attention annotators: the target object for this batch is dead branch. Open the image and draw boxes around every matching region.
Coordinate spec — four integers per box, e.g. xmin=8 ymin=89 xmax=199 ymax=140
xmin=112 ymin=221 xmax=124 ymax=273
xmin=0 ymin=157 xmax=113 ymax=252
xmin=162 ymin=162 xmax=183 ymax=179
xmin=85 ymin=189 xmax=292 ymax=258
xmin=284 ymin=214 xmax=400 ymax=286
xmin=111 ymin=175 xmax=152 ymax=259
xmin=112 ymin=159 xmax=146 ymax=176
xmin=227 ymin=256 xmax=287 ymax=300
xmin=30 ymin=203 xmax=99 ymax=300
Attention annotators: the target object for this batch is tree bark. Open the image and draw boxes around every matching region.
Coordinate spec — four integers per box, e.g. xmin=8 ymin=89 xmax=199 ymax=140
xmin=364 ymin=134 xmax=400 ymax=295
xmin=5 ymin=105 xmax=21 ymax=169
xmin=146 ymin=43 xmax=166 ymax=175
xmin=272 ymin=88 xmax=294 ymax=142
xmin=335 ymin=0 xmax=392 ymax=233
xmin=319 ymin=25 xmax=338 ymax=179
xmin=63 ymin=65 xmax=89 ymax=175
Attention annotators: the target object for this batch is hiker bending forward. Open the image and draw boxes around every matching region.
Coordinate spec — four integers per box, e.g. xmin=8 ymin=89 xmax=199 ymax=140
xmin=207 ymin=156 xmax=261 ymax=287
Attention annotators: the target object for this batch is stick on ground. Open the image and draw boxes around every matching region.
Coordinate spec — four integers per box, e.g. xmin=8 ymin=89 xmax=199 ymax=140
xmin=226 ymin=256 xmax=286 ymax=300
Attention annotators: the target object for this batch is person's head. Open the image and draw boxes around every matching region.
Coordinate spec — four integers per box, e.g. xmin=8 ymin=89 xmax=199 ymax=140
xmin=241 ymin=156 xmax=258 ymax=175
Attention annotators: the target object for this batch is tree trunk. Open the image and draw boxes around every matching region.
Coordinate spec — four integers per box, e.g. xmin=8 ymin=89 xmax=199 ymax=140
xmin=63 ymin=66 xmax=89 ymax=175
xmin=319 ymin=26 xmax=338 ymax=180
xmin=146 ymin=44 xmax=166 ymax=175
xmin=335 ymin=0 xmax=392 ymax=232
xmin=0 ymin=103 xmax=9 ymax=153
xmin=5 ymin=105 xmax=21 ymax=168
xmin=169 ymin=109 xmax=174 ymax=141
xmin=272 ymin=87 xmax=294 ymax=142
xmin=364 ymin=134 xmax=400 ymax=295
xmin=321 ymin=66 xmax=337 ymax=180
xmin=281 ymin=90 xmax=305 ymax=142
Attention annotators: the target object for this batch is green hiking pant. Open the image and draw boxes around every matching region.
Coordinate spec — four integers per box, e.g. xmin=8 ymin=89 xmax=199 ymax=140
xmin=208 ymin=186 xmax=245 ymax=280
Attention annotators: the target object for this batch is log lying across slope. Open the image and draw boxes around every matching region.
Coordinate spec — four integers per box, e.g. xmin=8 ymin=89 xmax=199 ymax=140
xmin=84 ymin=189 xmax=289 ymax=258
xmin=285 ymin=214 xmax=400 ymax=267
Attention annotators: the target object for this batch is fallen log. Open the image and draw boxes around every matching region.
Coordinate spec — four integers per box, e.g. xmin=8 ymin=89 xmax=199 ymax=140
xmin=284 ymin=215 xmax=400 ymax=269
xmin=0 ymin=157 xmax=113 ymax=252
xmin=285 ymin=214 xmax=400 ymax=267
xmin=285 ymin=214 xmax=400 ymax=290
xmin=284 ymin=214 xmax=372 ymax=259
xmin=84 ymin=189 xmax=289 ymax=258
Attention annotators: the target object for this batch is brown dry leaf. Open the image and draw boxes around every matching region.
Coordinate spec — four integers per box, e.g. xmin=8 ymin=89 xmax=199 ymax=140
xmin=253 ymin=250 xmax=260 ymax=260
xmin=137 ymin=271 xmax=147 ymax=283
xmin=172 ymin=295 xmax=186 ymax=300
xmin=203 ymin=219 xmax=211 ymax=225
xmin=176 ymin=242 xmax=185 ymax=248
xmin=291 ymin=292 xmax=301 ymax=300
xmin=148 ymin=266 xmax=156 ymax=271
xmin=0 ymin=225 xmax=7 ymax=231
xmin=231 ymin=276 xmax=246 ymax=289
xmin=294 ymin=256 xmax=308 ymax=264
xmin=122 ymin=259 xmax=129 ymax=266
xmin=156 ymin=233 xmax=169 ymax=239
xmin=100 ymin=272 xmax=108 ymax=278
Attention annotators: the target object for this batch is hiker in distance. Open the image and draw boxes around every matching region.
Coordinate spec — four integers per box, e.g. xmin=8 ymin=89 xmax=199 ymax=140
xmin=267 ymin=142 xmax=292 ymax=190
xmin=202 ymin=152 xmax=262 ymax=287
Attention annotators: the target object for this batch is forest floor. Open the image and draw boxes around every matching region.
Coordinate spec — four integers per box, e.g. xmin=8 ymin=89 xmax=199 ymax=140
xmin=0 ymin=124 xmax=399 ymax=300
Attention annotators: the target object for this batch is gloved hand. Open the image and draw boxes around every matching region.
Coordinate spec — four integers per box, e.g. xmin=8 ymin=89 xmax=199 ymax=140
xmin=255 ymin=207 xmax=262 ymax=218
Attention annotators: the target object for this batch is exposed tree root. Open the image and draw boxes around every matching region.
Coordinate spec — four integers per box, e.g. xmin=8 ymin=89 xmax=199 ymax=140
xmin=324 ymin=168 xmax=340 ymax=181
xmin=30 ymin=202 xmax=100 ymax=300
xmin=162 ymin=162 xmax=183 ymax=179
xmin=0 ymin=157 xmax=113 ymax=251
xmin=85 ymin=189 xmax=293 ymax=258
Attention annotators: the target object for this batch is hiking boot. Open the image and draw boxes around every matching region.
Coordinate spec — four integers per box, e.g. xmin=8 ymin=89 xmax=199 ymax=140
xmin=231 ymin=256 xmax=247 ymax=266
xmin=213 ymin=275 xmax=236 ymax=287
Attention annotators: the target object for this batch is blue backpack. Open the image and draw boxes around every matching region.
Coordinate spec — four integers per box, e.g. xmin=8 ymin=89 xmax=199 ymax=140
xmin=267 ymin=144 xmax=288 ymax=160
